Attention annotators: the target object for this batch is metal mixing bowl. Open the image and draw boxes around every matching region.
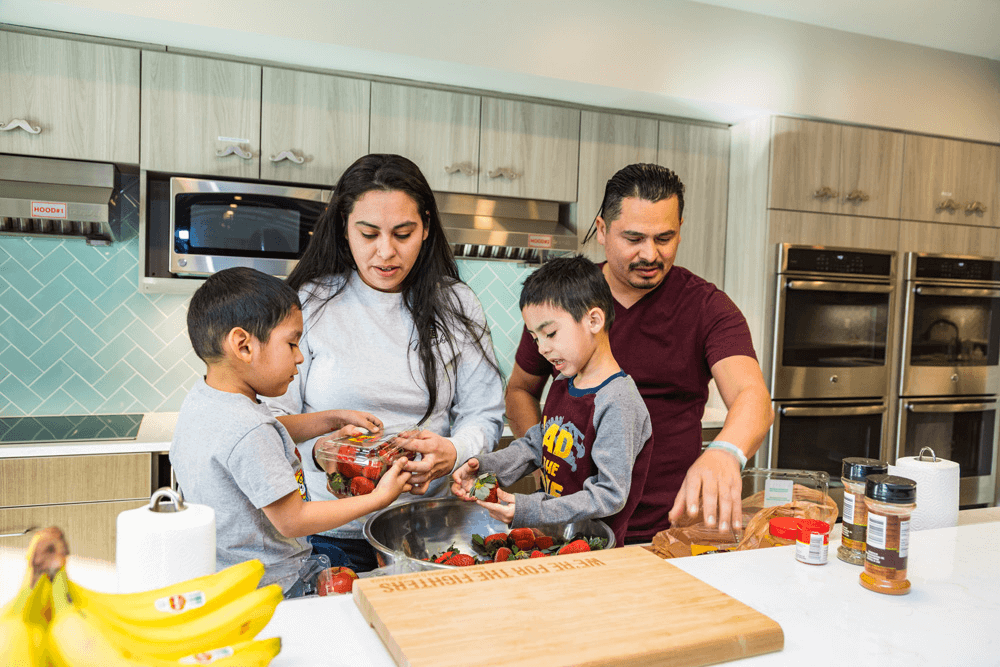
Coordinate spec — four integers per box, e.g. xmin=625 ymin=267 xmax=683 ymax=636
xmin=363 ymin=497 xmax=615 ymax=569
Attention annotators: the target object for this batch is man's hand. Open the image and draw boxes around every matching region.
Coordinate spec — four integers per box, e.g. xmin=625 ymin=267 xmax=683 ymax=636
xmin=451 ymin=458 xmax=480 ymax=500
xmin=477 ymin=488 xmax=515 ymax=524
xmin=400 ymin=430 xmax=458 ymax=495
xmin=668 ymin=449 xmax=743 ymax=531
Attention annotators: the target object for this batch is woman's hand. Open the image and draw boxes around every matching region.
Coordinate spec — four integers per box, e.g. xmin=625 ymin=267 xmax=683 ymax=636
xmin=400 ymin=430 xmax=458 ymax=495
xmin=477 ymin=488 xmax=515 ymax=524
xmin=451 ymin=458 xmax=480 ymax=500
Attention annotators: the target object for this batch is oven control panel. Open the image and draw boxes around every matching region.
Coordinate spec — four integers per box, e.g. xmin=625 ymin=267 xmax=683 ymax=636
xmin=781 ymin=246 xmax=894 ymax=278
xmin=913 ymin=255 xmax=1000 ymax=282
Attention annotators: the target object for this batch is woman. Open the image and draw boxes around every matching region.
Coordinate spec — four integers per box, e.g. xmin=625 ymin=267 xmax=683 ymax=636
xmin=265 ymin=154 xmax=505 ymax=571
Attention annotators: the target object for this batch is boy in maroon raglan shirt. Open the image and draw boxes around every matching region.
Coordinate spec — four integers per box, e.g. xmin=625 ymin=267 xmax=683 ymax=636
xmin=452 ymin=256 xmax=653 ymax=546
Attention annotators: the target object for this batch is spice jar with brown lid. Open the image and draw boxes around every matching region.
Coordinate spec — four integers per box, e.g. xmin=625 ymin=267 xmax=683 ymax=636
xmin=859 ymin=474 xmax=917 ymax=595
xmin=838 ymin=457 xmax=889 ymax=565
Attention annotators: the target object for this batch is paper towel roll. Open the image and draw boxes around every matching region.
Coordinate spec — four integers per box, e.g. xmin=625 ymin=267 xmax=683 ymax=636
xmin=116 ymin=493 xmax=216 ymax=593
xmin=889 ymin=454 xmax=960 ymax=531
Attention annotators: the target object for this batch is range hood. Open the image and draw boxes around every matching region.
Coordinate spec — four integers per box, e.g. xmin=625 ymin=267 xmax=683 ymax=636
xmin=436 ymin=191 xmax=577 ymax=262
xmin=0 ymin=154 xmax=116 ymax=245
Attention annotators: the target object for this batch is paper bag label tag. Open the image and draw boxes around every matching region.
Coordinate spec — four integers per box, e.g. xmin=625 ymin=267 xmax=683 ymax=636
xmin=155 ymin=590 xmax=206 ymax=613
xmin=763 ymin=479 xmax=794 ymax=507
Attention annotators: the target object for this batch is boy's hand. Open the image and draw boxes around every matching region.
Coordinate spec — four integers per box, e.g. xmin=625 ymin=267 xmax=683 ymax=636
xmin=477 ymin=488 xmax=515 ymax=524
xmin=373 ymin=457 xmax=412 ymax=507
xmin=324 ymin=410 xmax=382 ymax=434
xmin=450 ymin=458 xmax=480 ymax=500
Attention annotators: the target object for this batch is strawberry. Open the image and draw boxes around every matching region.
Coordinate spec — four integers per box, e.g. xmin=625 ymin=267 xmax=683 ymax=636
xmin=529 ymin=550 xmax=546 ymax=558
xmin=444 ymin=554 xmax=477 ymax=567
xmin=493 ymin=547 xmax=512 ymax=562
xmin=509 ymin=527 xmax=535 ymax=551
xmin=534 ymin=535 xmax=554 ymax=550
xmin=361 ymin=460 xmax=385 ymax=480
xmin=335 ymin=445 xmax=364 ymax=478
xmin=434 ymin=548 xmax=458 ymax=564
xmin=471 ymin=471 xmax=499 ymax=503
xmin=318 ymin=566 xmax=358 ymax=595
xmin=326 ymin=472 xmax=349 ymax=498
xmin=557 ymin=539 xmax=591 ymax=555
xmin=349 ymin=476 xmax=375 ymax=496
xmin=484 ymin=533 xmax=509 ymax=549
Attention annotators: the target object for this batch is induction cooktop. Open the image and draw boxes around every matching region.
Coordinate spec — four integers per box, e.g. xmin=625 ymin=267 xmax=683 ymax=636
xmin=0 ymin=414 xmax=143 ymax=444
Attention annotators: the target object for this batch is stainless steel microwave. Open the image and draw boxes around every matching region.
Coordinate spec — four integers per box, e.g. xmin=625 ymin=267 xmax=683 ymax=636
xmin=158 ymin=176 xmax=330 ymax=278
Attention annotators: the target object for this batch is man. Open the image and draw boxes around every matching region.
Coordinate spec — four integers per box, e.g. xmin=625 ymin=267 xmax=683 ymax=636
xmin=505 ymin=163 xmax=773 ymax=543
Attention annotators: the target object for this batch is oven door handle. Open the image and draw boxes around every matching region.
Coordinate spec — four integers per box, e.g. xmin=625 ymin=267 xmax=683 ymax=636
xmin=786 ymin=280 xmax=892 ymax=294
xmin=906 ymin=401 xmax=997 ymax=413
xmin=913 ymin=286 xmax=1000 ymax=298
xmin=779 ymin=404 xmax=886 ymax=417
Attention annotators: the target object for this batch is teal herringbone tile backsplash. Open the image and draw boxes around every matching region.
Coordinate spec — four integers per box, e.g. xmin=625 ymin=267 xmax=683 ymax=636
xmin=0 ymin=175 xmax=534 ymax=417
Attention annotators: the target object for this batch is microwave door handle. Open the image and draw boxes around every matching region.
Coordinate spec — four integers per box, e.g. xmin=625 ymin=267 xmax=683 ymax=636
xmin=779 ymin=405 xmax=886 ymax=417
xmin=907 ymin=401 xmax=997 ymax=414
xmin=914 ymin=286 xmax=1000 ymax=299
xmin=785 ymin=280 xmax=893 ymax=294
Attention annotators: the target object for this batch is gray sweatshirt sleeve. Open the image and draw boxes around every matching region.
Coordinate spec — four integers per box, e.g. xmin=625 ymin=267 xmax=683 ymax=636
xmin=474 ymin=423 xmax=544 ymax=485
xmin=443 ymin=284 xmax=505 ymax=471
xmin=511 ymin=377 xmax=650 ymax=528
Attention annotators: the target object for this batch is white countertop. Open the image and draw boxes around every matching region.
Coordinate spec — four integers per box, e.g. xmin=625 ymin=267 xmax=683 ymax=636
xmin=0 ymin=406 xmax=730 ymax=459
xmin=2 ymin=509 xmax=996 ymax=666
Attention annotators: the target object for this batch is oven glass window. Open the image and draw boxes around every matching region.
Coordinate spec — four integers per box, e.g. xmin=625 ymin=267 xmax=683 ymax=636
xmin=902 ymin=406 xmax=995 ymax=478
xmin=775 ymin=409 xmax=883 ymax=479
xmin=908 ymin=294 xmax=1000 ymax=367
xmin=189 ymin=204 xmax=300 ymax=253
xmin=781 ymin=289 xmax=890 ymax=367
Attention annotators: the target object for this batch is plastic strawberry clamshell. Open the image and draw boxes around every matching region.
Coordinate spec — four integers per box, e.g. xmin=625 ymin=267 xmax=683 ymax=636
xmin=314 ymin=426 xmax=420 ymax=498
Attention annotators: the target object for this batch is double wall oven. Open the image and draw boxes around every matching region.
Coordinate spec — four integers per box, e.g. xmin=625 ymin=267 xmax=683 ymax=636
xmin=896 ymin=253 xmax=1000 ymax=505
xmin=769 ymin=245 xmax=897 ymax=487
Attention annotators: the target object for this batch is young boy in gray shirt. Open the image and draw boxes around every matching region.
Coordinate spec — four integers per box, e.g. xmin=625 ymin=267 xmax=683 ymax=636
xmin=170 ymin=267 xmax=411 ymax=595
xmin=452 ymin=256 xmax=653 ymax=546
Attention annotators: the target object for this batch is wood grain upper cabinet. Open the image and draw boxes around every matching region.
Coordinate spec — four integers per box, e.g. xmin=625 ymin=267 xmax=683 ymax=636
xmin=576 ymin=111 xmax=659 ymax=261
xmin=0 ymin=31 xmax=139 ymax=163
xmin=141 ymin=51 xmax=261 ymax=178
xmin=769 ymin=117 xmax=903 ymax=219
xmin=369 ymin=83 xmax=481 ymax=194
xmin=261 ymin=68 xmax=369 ymax=186
xmin=659 ymin=121 xmax=730 ymax=289
xmin=901 ymin=134 xmax=999 ymax=227
xmin=478 ymin=98 xmax=580 ymax=201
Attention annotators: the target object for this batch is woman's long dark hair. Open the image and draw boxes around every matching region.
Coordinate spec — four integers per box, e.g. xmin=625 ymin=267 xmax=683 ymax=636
xmin=287 ymin=154 xmax=501 ymax=424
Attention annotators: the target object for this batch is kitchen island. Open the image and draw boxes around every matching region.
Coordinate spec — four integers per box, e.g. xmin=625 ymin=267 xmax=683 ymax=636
xmin=0 ymin=509 xmax=996 ymax=666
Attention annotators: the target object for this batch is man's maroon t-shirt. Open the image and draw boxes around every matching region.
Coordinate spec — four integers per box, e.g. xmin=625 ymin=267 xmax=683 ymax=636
xmin=515 ymin=265 xmax=757 ymax=541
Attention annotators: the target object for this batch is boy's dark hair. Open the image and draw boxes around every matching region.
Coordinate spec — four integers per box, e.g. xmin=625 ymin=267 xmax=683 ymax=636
xmin=187 ymin=267 xmax=301 ymax=363
xmin=519 ymin=255 xmax=615 ymax=331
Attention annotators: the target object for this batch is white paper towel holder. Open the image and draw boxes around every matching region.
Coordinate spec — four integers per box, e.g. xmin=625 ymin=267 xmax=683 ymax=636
xmin=148 ymin=486 xmax=187 ymax=513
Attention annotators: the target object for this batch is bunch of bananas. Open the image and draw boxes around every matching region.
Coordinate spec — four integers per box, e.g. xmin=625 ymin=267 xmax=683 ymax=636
xmin=1 ymin=527 xmax=284 ymax=666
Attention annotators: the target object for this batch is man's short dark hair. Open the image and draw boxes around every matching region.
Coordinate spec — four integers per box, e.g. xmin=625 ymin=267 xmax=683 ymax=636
xmin=187 ymin=267 xmax=301 ymax=363
xmin=588 ymin=164 xmax=685 ymax=240
xmin=519 ymin=255 xmax=615 ymax=331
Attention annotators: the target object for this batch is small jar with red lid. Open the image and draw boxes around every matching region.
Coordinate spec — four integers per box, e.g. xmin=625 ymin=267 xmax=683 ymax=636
xmin=767 ymin=517 xmax=801 ymax=547
xmin=795 ymin=519 xmax=830 ymax=565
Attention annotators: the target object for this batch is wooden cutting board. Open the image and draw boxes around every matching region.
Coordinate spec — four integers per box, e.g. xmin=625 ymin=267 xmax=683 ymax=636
xmin=353 ymin=546 xmax=783 ymax=667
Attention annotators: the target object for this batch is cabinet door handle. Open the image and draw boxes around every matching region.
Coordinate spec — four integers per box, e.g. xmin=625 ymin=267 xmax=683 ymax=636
xmin=0 ymin=526 xmax=37 ymax=539
xmin=444 ymin=162 xmax=477 ymax=176
xmin=488 ymin=167 xmax=519 ymax=180
xmin=937 ymin=198 xmax=961 ymax=212
xmin=965 ymin=201 xmax=987 ymax=214
xmin=0 ymin=119 xmax=42 ymax=134
xmin=813 ymin=186 xmax=838 ymax=200
xmin=268 ymin=150 xmax=305 ymax=164
xmin=215 ymin=145 xmax=253 ymax=160
xmin=845 ymin=189 xmax=870 ymax=203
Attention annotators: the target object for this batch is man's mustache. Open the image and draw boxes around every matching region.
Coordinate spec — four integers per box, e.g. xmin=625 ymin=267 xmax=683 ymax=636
xmin=630 ymin=261 xmax=664 ymax=271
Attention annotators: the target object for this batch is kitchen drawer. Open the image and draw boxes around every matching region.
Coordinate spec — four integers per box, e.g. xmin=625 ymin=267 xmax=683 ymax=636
xmin=0 ymin=500 xmax=146 ymax=562
xmin=0 ymin=454 xmax=151 ymax=507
